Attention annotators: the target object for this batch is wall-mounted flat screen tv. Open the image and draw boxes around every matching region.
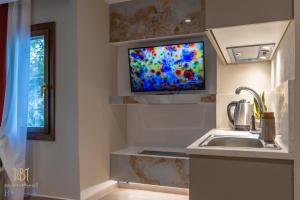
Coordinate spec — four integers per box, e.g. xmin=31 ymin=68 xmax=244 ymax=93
xmin=128 ymin=41 xmax=205 ymax=93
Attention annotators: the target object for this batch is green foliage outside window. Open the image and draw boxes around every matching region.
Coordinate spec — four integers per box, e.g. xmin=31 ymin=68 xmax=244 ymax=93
xmin=28 ymin=36 xmax=45 ymax=128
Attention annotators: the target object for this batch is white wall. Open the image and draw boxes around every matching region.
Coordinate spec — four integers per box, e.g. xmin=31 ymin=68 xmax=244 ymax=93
xmin=294 ymin=0 xmax=300 ymax=198
xmin=119 ymin=36 xmax=217 ymax=148
xmin=27 ymin=0 xmax=81 ymax=199
xmin=216 ymin=60 xmax=271 ymax=128
xmin=28 ymin=0 xmax=127 ymax=197
xmin=77 ymin=0 xmax=127 ymax=191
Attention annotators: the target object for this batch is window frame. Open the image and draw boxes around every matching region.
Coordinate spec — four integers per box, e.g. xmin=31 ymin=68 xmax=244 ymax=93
xmin=28 ymin=22 xmax=55 ymax=141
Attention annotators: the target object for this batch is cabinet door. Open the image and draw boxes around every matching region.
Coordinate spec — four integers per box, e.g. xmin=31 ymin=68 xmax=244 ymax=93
xmin=206 ymin=0 xmax=293 ymax=29
xmin=190 ymin=156 xmax=293 ymax=200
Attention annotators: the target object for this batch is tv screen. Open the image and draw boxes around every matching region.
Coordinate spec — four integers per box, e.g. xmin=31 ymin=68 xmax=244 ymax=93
xmin=128 ymin=41 xmax=205 ymax=92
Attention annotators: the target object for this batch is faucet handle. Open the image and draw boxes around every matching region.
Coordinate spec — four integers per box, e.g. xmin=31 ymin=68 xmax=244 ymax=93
xmin=250 ymin=115 xmax=256 ymax=131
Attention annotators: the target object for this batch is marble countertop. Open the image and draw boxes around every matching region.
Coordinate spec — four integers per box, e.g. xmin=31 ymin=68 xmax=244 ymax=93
xmin=187 ymin=129 xmax=294 ymax=160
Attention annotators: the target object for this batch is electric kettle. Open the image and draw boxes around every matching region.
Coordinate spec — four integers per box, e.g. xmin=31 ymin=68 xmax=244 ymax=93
xmin=227 ymin=99 xmax=253 ymax=131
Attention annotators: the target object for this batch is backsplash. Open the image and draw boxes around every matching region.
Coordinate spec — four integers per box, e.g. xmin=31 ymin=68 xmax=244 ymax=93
xmin=127 ymin=104 xmax=216 ymax=148
xmin=109 ymin=0 xmax=205 ymax=42
xmin=269 ymin=81 xmax=293 ymax=151
xmin=270 ymin=22 xmax=295 ymax=151
xmin=216 ymin=59 xmax=271 ymax=129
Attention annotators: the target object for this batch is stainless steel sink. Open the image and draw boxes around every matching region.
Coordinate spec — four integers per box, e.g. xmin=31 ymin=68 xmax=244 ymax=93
xmin=200 ymin=135 xmax=280 ymax=149
xmin=206 ymin=137 xmax=264 ymax=148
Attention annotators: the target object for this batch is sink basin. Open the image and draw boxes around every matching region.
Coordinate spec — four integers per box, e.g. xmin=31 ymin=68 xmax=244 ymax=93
xmin=200 ymin=134 xmax=280 ymax=149
xmin=205 ymin=137 xmax=264 ymax=148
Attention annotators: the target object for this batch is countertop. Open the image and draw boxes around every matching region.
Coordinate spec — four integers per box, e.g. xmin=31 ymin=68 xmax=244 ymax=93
xmin=186 ymin=129 xmax=294 ymax=160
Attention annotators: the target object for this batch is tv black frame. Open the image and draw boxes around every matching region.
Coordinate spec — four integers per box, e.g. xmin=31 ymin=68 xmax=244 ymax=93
xmin=128 ymin=41 xmax=206 ymax=94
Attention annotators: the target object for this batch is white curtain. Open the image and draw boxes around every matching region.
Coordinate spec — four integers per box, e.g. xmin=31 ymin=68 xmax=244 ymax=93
xmin=0 ymin=0 xmax=30 ymax=199
xmin=0 ymin=1 xmax=18 ymax=4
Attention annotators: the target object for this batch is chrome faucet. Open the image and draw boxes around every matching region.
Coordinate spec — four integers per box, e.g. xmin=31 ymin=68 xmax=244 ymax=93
xmin=235 ymin=87 xmax=265 ymax=130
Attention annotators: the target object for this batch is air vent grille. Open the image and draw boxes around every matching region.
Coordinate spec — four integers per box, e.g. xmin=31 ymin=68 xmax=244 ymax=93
xmin=227 ymin=43 xmax=275 ymax=63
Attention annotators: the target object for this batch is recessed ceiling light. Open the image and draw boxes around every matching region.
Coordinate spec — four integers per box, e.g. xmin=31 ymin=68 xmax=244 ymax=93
xmin=261 ymin=46 xmax=271 ymax=51
xmin=185 ymin=19 xmax=192 ymax=23
xmin=260 ymin=56 xmax=267 ymax=60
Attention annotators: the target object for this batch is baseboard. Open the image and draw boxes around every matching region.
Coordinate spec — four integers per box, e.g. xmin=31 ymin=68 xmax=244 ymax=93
xmin=118 ymin=182 xmax=189 ymax=195
xmin=25 ymin=193 xmax=75 ymax=200
xmin=80 ymin=180 xmax=118 ymax=200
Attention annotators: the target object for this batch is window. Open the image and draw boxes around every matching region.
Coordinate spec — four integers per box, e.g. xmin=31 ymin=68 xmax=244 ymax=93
xmin=28 ymin=22 xmax=55 ymax=141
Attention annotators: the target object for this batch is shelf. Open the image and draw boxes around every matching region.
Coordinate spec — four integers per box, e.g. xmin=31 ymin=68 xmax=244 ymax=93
xmin=109 ymin=32 xmax=204 ymax=46
xmin=109 ymin=94 xmax=216 ymax=105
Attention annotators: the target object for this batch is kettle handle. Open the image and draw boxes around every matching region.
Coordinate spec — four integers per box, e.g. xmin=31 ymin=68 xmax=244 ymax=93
xmin=227 ymin=101 xmax=238 ymax=125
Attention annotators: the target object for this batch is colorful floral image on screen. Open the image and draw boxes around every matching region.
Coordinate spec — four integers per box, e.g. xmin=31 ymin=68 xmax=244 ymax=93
xmin=129 ymin=42 xmax=205 ymax=92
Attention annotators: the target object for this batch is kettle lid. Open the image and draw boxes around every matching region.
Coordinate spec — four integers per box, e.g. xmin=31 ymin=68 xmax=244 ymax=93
xmin=239 ymin=99 xmax=250 ymax=103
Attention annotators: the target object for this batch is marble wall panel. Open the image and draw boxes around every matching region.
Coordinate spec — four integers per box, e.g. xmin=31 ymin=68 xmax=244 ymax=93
xmin=111 ymin=153 xmax=189 ymax=188
xmin=110 ymin=0 xmax=205 ymax=42
xmin=269 ymin=81 xmax=293 ymax=151
xmin=270 ymin=23 xmax=295 ymax=152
